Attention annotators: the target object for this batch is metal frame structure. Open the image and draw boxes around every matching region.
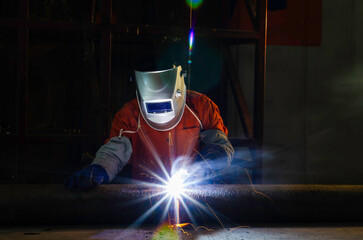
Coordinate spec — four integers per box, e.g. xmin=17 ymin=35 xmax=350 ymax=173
xmin=0 ymin=0 xmax=267 ymax=183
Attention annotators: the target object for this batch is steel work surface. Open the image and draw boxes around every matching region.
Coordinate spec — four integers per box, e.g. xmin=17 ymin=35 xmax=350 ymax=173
xmin=1 ymin=224 xmax=363 ymax=240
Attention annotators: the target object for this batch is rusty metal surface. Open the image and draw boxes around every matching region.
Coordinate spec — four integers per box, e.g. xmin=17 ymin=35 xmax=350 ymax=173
xmin=1 ymin=184 xmax=363 ymax=225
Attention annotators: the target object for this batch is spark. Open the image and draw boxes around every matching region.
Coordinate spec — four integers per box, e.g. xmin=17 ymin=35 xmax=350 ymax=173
xmin=127 ymin=167 xmax=190 ymax=227
xmin=206 ymin=202 xmax=225 ymax=230
xmin=124 ymin=124 xmax=275 ymax=236
xmin=178 ymin=196 xmax=197 ymax=225
xmin=126 ymin=161 xmax=258 ymax=235
xmin=245 ymin=168 xmax=275 ymax=204
xmin=128 ymin=128 xmax=257 ymax=231
xmin=228 ymin=225 xmax=251 ymax=231
xmin=171 ymin=223 xmax=214 ymax=232
xmin=126 ymin=162 xmax=220 ymax=229
xmin=169 ymin=222 xmax=214 ymax=236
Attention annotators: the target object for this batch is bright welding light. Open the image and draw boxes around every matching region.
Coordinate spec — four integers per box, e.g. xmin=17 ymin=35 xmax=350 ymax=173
xmin=166 ymin=168 xmax=188 ymax=199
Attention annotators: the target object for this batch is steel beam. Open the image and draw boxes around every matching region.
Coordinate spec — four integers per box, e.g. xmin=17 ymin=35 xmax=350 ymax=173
xmin=1 ymin=184 xmax=363 ymax=225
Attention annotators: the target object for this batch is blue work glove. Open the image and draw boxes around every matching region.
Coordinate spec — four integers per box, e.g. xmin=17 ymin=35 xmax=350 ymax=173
xmin=195 ymin=144 xmax=228 ymax=163
xmin=65 ymin=164 xmax=109 ymax=190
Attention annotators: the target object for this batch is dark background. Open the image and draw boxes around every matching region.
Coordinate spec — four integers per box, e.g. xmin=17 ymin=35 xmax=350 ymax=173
xmin=1 ymin=0 xmax=362 ymax=185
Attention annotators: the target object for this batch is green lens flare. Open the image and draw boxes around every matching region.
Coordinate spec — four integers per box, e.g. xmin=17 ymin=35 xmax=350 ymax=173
xmin=152 ymin=224 xmax=179 ymax=240
xmin=186 ymin=0 xmax=203 ymax=9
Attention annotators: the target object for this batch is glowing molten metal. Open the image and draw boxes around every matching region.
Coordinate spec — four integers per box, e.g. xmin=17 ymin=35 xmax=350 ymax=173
xmin=166 ymin=168 xmax=188 ymax=199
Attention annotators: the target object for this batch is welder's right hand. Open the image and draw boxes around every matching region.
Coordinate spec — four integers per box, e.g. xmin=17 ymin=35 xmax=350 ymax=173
xmin=64 ymin=164 xmax=109 ymax=190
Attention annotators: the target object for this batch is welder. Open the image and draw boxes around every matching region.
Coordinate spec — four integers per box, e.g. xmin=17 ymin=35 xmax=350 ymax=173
xmin=65 ymin=61 xmax=234 ymax=189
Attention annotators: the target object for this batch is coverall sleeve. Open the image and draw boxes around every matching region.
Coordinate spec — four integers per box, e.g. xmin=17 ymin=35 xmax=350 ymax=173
xmin=92 ymin=136 xmax=132 ymax=181
xmin=92 ymin=101 xmax=137 ymax=181
xmin=196 ymin=94 xmax=234 ymax=167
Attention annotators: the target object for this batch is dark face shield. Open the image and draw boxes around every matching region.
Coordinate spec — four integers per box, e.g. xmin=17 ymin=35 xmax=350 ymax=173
xmin=135 ymin=66 xmax=186 ymax=131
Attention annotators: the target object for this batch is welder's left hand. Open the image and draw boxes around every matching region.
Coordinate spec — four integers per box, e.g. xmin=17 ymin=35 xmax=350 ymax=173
xmin=64 ymin=164 xmax=109 ymax=190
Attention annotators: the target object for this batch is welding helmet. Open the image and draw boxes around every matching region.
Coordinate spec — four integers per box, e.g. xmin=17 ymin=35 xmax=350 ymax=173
xmin=135 ymin=65 xmax=186 ymax=131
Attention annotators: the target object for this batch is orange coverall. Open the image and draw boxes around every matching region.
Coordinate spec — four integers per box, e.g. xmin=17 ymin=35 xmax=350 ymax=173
xmin=106 ymin=90 xmax=229 ymax=181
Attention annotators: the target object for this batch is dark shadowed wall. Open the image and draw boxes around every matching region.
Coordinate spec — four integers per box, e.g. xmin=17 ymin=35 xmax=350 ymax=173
xmin=226 ymin=0 xmax=363 ymax=184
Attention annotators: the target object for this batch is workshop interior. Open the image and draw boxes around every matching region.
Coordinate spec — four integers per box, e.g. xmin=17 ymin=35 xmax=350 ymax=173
xmin=1 ymin=0 xmax=363 ymax=239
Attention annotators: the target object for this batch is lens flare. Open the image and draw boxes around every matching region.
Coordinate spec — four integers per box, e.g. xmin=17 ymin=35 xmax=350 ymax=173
xmin=152 ymin=224 xmax=179 ymax=239
xmin=188 ymin=29 xmax=194 ymax=65
xmin=186 ymin=0 xmax=203 ymax=9
xmin=189 ymin=29 xmax=194 ymax=52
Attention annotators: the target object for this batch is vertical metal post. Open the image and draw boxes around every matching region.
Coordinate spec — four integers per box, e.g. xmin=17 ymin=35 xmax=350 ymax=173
xmin=17 ymin=0 xmax=29 ymax=183
xmin=101 ymin=0 xmax=112 ymax=134
xmin=253 ymin=0 xmax=267 ymax=183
